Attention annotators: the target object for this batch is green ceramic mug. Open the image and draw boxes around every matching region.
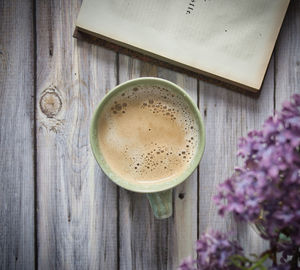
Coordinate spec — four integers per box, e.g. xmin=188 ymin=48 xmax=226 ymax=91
xmin=90 ymin=77 xmax=205 ymax=219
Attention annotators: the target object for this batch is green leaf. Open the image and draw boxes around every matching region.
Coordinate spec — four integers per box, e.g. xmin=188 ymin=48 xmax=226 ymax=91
xmin=230 ymin=255 xmax=252 ymax=270
xmin=279 ymin=232 xmax=291 ymax=242
xmin=248 ymin=254 xmax=269 ymax=270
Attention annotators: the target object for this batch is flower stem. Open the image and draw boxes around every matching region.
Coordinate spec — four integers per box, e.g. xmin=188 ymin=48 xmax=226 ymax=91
xmin=270 ymin=238 xmax=278 ymax=266
xmin=291 ymin=247 xmax=299 ymax=268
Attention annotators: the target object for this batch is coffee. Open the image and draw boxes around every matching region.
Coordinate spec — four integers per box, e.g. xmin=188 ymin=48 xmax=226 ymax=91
xmin=97 ymin=84 xmax=199 ymax=184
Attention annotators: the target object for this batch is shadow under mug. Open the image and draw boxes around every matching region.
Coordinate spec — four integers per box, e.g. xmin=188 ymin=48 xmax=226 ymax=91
xmin=90 ymin=77 xmax=205 ymax=219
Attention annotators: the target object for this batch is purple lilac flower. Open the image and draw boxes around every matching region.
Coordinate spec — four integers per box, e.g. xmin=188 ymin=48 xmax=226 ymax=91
xmin=179 ymin=231 xmax=243 ymax=270
xmin=214 ymin=94 xmax=300 ymax=245
xmin=179 ymin=256 xmax=197 ymax=270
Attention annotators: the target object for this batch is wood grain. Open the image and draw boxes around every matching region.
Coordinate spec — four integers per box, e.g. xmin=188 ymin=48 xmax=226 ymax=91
xmin=0 ymin=1 xmax=298 ymax=269
xmin=118 ymin=56 xmax=198 ymax=269
xmin=275 ymin=0 xmax=300 ymax=106
xmin=157 ymin=67 xmax=198 ymax=267
xmin=0 ymin=1 xmax=35 ymax=269
xmin=35 ymin=1 xmax=118 ymax=269
xmin=198 ymin=56 xmax=275 ymax=256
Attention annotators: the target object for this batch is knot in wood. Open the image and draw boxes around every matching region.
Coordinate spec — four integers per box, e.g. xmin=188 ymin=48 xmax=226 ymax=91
xmin=40 ymin=89 xmax=62 ymax=118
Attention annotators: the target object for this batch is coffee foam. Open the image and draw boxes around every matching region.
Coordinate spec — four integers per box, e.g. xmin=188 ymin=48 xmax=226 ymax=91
xmin=98 ymin=84 xmax=199 ymax=183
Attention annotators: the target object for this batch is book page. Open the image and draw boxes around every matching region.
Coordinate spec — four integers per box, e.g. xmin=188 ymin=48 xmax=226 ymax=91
xmin=77 ymin=0 xmax=289 ymax=90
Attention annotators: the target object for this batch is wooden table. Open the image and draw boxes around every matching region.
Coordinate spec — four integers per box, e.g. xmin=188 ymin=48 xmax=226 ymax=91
xmin=1 ymin=1 xmax=299 ymax=269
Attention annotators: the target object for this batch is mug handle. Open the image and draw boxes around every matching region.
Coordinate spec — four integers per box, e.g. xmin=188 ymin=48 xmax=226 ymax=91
xmin=146 ymin=189 xmax=172 ymax=219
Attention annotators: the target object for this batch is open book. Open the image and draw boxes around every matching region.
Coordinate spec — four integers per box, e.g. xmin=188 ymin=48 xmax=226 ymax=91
xmin=75 ymin=0 xmax=289 ymax=92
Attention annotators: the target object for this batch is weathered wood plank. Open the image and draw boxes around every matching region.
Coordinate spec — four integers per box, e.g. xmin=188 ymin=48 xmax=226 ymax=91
xmin=35 ymin=1 xmax=118 ymax=269
xmin=118 ymin=56 xmax=198 ymax=269
xmin=275 ymin=0 xmax=300 ymax=105
xmin=0 ymin=0 xmax=35 ymax=269
xmin=198 ymin=56 xmax=275 ymax=255
xmin=157 ymin=68 xmax=198 ymax=268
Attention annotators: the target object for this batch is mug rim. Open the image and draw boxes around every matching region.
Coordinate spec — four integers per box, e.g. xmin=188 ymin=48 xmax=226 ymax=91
xmin=90 ymin=77 xmax=205 ymax=193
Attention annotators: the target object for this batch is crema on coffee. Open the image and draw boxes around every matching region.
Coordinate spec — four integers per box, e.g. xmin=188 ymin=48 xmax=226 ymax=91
xmin=97 ymin=84 xmax=199 ymax=184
